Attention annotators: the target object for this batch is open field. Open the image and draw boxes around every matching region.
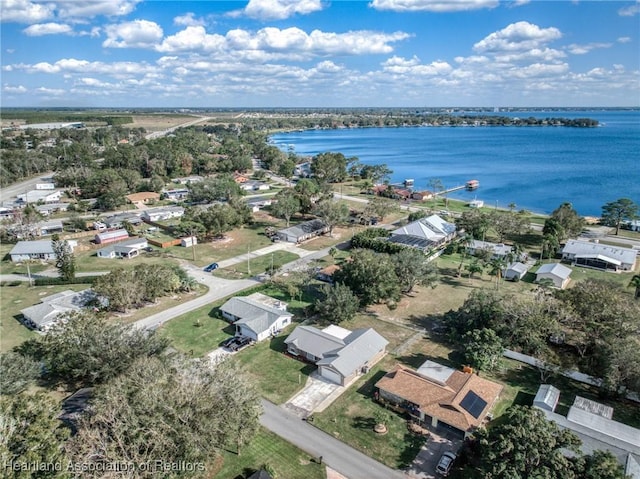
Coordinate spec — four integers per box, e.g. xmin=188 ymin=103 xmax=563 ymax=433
xmin=128 ymin=114 xmax=198 ymax=131
xmin=214 ymin=427 xmax=325 ymax=479
xmin=214 ymin=250 xmax=300 ymax=280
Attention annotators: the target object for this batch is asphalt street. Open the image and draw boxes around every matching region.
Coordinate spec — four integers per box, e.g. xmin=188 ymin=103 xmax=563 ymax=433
xmin=260 ymin=400 xmax=408 ymax=479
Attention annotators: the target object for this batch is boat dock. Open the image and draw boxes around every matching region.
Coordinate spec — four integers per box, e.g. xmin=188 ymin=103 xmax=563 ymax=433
xmin=434 ymin=185 xmax=466 ymax=196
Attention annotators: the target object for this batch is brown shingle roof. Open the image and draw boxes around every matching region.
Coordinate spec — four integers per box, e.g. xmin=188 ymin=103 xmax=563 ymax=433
xmin=376 ymin=365 xmax=503 ymax=432
xmin=125 ymin=191 xmax=160 ymax=202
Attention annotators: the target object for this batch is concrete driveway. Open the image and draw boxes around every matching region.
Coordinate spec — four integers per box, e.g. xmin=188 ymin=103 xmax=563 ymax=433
xmin=406 ymin=429 xmax=463 ymax=479
xmin=284 ymin=371 xmax=344 ymax=417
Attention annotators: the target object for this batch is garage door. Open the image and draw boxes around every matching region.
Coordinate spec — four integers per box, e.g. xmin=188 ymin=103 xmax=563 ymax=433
xmin=319 ymin=367 xmax=342 ymax=385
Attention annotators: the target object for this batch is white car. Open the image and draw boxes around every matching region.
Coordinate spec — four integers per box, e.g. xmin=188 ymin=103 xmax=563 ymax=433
xmin=435 ymin=451 xmax=457 ymax=476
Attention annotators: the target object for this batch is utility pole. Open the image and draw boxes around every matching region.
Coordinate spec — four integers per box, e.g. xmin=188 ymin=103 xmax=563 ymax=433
xmin=247 ymin=243 xmax=251 ymax=276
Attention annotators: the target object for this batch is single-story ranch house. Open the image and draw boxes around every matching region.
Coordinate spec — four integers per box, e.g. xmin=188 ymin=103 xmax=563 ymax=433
xmin=220 ymin=293 xmax=292 ymax=342
xmin=503 ymin=262 xmax=530 ymax=281
xmin=561 ymin=239 xmax=637 ymax=272
xmin=375 ymin=360 xmax=503 ymax=439
xmin=10 ymin=240 xmax=77 ymax=262
xmin=534 ymin=385 xmax=640 ymax=477
xmin=388 ymin=214 xmax=457 ymax=251
xmin=285 ymin=325 xmax=388 ymax=386
xmin=95 ymin=229 xmax=129 ymax=245
xmin=141 ymin=206 xmax=185 ymax=222
xmin=467 ymin=240 xmax=514 ymax=260
xmin=97 ymin=237 xmax=148 ymax=259
xmin=20 ymin=289 xmax=96 ymax=331
xmin=277 ymin=219 xmax=329 ymax=243
xmin=125 ymin=191 xmax=160 ymax=207
xmin=535 ymin=263 xmax=572 ymax=289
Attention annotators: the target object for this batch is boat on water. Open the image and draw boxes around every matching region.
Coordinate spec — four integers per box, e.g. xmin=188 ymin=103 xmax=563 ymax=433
xmin=466 ymin=179 xmax=479 ymax=190
xmin=404 ymin=178 xmax=414 ymax=187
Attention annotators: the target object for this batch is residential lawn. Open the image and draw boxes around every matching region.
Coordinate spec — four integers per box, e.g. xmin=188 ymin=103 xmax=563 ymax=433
xmin=0 ymin=283 xmax=87 ymax=352
xmin=215 ymin=427 xmax=325 ymax=479
xmin=158 ymin=303 xmax=234 ymax=357
xmin=330 ymin=314 xmax=415 ymax=353
xmin=111 ymin=286 xmax=207 ymax=324
xmin=72 ymin=248 xmax=180 ymax=273
xmin=312 ymin=358 xmax=427 ymax=470
xmin=231 ymin=330 xmax=316 ymax=404
xmin=213 ymin=251 xmax=300 ymax=279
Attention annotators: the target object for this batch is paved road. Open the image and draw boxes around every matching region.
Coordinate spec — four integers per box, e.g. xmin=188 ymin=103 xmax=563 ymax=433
xmin=144 ymin=116 xmax=212 ymax=140
xmin=0 ymin=172 xmax=55 ymax=202
xmin=260 ymin=400 xmax=408 ymax=479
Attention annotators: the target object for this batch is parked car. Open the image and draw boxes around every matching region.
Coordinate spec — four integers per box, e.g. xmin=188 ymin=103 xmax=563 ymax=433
xmin=203 ymin=262 xmax=219 ymax=272
xmin=435 ymin=452 xmax=456 ymax=476
xmin=143 ymin=246 xmax=153 ymax=252
xmin=228 ymin=336 xmax=253 ymax=352
xmin=220 ymin=336 xmax=237 ymax=348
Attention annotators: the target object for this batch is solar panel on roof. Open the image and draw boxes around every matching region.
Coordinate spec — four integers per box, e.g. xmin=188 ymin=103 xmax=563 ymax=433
xmin=460 ymin=391 xmax=487 ymax=419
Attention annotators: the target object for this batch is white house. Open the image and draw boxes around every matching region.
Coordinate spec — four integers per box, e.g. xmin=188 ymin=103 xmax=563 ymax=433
xmin=219 ymin=293 xmax=292 ymax=342
xmin=10 ymin=240 xmax=77 ymax=262
xmin=141 ymin=206 xmax=185 ymax=222
xmin=246 ymin=196 xmax=273 ymax=212
xmin=18 ymin=189 xmax=63 ymax=204
xmin=163 ymin=189 xmax=189 ymax=201
xmin=96 ymin=237 xmax=148 ymax=259
xmin=468 ymin=240 xmax=513 ymax=260
xmin=284 ymin=325 xmax=388 ymax=386
xmin=35 ymin=203 xmax=69 ymax=216
xmin=561 ymin=239 xmax=637 ymax=272
xmin=20 ymin=289 xmax=95 ymax=331
xmin=535 ymin=263 xmax=572 ymax=289
xmin=388 ymin=214 xmax=457 ymax=250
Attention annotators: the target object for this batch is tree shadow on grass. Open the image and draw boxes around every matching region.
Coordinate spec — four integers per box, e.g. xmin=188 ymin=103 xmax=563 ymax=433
xmin=352 ymin=416 xmax=376 ymax=430
xmin=398 ymin=432 xmax=427 ymax=469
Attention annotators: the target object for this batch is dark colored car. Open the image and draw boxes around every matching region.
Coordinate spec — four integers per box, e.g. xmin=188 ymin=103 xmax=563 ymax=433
xmin=220 ymin=336 xmax=237 ymax=348
xmin=203 ymin=262 xmax=219 ymax=272
xmin=228 ymin=336 xmax=252 ymax=352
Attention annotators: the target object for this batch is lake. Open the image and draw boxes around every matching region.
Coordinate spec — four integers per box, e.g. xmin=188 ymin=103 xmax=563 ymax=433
xmin=270 ymin=110 xmax=640 ymax=216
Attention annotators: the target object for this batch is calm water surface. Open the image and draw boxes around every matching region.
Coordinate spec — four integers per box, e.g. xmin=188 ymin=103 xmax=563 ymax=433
xmin=271 ymin=110 xmax=640 ymax=216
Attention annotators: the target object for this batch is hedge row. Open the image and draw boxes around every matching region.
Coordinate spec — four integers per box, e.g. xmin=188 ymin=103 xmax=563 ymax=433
xmin=33 ymin=276 xmax=101 ymax=286
xmin=351 ymin=230 xmax=410 ymax=254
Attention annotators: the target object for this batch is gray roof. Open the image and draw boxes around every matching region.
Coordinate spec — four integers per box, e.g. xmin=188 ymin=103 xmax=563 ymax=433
xmin=562 ymin=239 xmax=636 ymax=266
xmin=533 ymin=384 xmax=560 ymax=412
xmin=536 ymin=262 xmax=572 ymax=279
xmin=506 ymin=262 xmax=529 ymax=274
xmin=391 ymin=214 xmax=456 ymax=242
xmin=20 ymin=289 xmax=95 ymax=329
xmin=470 ymin=240 xmax=513 ymax=256
xmin=317 ymin=328 xmax=388 ymax=376
xmin=96 ymin=229 xmax=129 ymax=241
xmin=284 ymin=325 xmax=345 ymax=359
xmin=221 ymin=296 xmax=290 ymax=335
xmin=10 ymin=240 xmax=55 ymax=256
xmin=278 ymin=219 xmax=328 ymax=240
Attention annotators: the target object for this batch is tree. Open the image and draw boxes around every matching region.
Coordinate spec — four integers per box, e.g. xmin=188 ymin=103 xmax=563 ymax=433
xmin=457 ymin=210 xmax=491 ymax=240
xmin=313 ymin=199 xmax=349 ymax=237
xmin=364 ymin=196 xmax=397 ymax=222
xmin=315 ymin=283 xmax=360 ymax=323
xmin=0 ymin=352 xmax=40 ymax=395
xmin=475 ymin=406 xmax=581 ymax=479
xmin=94 ymin=269 xmax=143 ymax=312
xmin=428 ymin=178 xmax=444 ymax=209
xmin=271 ymin=189 xmax=300 ymax=227
xmin=32 ymin=312 xmax=169 ymax=386
xmin=601 ymin=198 xmax=638 ymax=235
xmin=575 ymin=450 xmax=628 ymax=479
xmin=487 ymin=257 xmax=507 ymax=289
xmin=67 ymin=356 xmax=262 ymax=476
xmin=629 ymin=274 xmax=640 ymax=300
xmin=311 ymin=152 xmax=348 ymax=183
xmin=550 ymin=202 xmax=584 ymax=239
xmin=51 ymin=237 xmax=75 ymax=281
xmin=465 ymin=260 xmax=483 ymax=283
xmin=463 ymin=328 xmax=503 ymax=373
xmin=334 ymin=249 xmax=400 ymax=307
xmin=489 ymin=210 xmax=528 ymax=243
xmin=293 ymin=178 xmax=320 ymax=215
xmin=392 ymin=248 xmax=438 ymax=294
xmin=0 ymin=392 xmax=70 ymax=479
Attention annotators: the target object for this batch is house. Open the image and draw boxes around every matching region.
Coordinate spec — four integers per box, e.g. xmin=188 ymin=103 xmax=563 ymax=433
xmin=388 ymin=214 xmax=457 ymax=251
xmin=0 ymin=207 xmax=15 ymax=220
xmin=20 ymin=289 xmax=96 ymax=331
xmin=246 ymin=196 xmax=273 ymax=212
xmin=35 ymin=203 xmax=69 ymax=216
xmin=96 ymin=237 xmax=148 ymax=259
xmin=95 ymin=229 xmax=129 ymax=245
xmin=375 ymin=359 xmax=504 ymax=439
xmin=103 ymin=213 xmax=143 ymax=229
xmin=35 ymin=182 xmax=56 ymax=190
xmin=233 ymin=173 xmax=250 ymax=184
xmin=317 ymin=264 xmax=340 ymax=283
xmin=125 ymin=191 xmax=160 ymax=207
xmin=503 ymin=262 xmax=530 ymax=281
xmin=626 ymin=220 xmax=640 ymax=232
xmin=468 ymin=240 xmax=513 ymax=260
xmin=561 ymin=239 xmax=637 ymax=272
xmin=171 ymin=175 xmax=203 ymax=185
xmin=219 ymin=293 xmax=292 ymax=342
xmin=163 ymin=188 xmax=189 ymax=201
xmin=533 ymin=386 xmax=640 ymax=477
xmin=18 ymin=189 xmax=63 ymax=204
xmin=535 ymin=263 xmax=572 ymax=289
xmin=9 ymin=240 xmax=77 ymax=262
xmin=141 ymin=206 xmax=185 ymax=222
xmin=285 ymin=325 xmax=388 ymax=386
xmin=412 ymin=191 xmax=434 ymax=201
xmin=240 ymin=180 xmax=270 ymax=191
xmin=34 ymin=220 xmax=64 ymax=236
xmin=276 ymin=219 xmax=329 ymax=243
xmin=294 ymin=162 xmax=312 ymax=178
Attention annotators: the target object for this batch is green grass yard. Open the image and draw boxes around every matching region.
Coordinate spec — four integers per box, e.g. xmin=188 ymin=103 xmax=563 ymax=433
xmin=214 ymin=427 xmax=325 ymax=479
xmin=213 ymin=250 xmax=300 ymax=280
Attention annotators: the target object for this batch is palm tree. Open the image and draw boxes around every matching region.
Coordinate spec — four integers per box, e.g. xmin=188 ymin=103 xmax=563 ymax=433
xmin=466 ymin=260 xmax=483 ymax=284
xmin=457 ymin=234 xmax=474 ymax=277
xmin=629 ymin=274 xmax=640 ymax=300
xmin=488 ymin=258 xmax=507 ymax=289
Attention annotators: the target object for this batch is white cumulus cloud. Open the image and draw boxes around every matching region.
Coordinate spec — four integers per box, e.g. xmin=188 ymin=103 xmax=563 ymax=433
xmin=618 ymin=1 xmax=640 ymax=16
xmin=23 ymin=22 xmax=73 ymax=36
xmin=3 ymin=84 xmax=28 ymax=93
xmin=567 ymin=42 xmax=612 ymax=55
xmin=473 ymin=21 xmax=562 ymax=53
xmin=242 ymin=0 xmax=324 ymax=20
xmin=53 ymin=0 xmax=142 ymax=19
xmin=370 ymin=0 xmax=498 ymax=12
xmin=1 ymin=0 xmax=54 ymax=23
xmin=103 ymin=20 xmax=164 ymax=48
xmin=173 ymin=12 xmax=205 ymax=27
xmin=157 ymin=26 xmax=225 ymax=53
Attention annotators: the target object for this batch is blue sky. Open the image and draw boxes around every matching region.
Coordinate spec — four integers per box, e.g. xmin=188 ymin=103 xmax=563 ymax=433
xmin=1 ymin=0 xmax=639 ymax=107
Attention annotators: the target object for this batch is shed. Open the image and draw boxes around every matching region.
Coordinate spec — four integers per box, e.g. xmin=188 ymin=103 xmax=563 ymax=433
xmin=504 ymin=262 xmax=529 ymax=281
xmin=535 ymin=263 xmax=572 ymax=289
xmin=95 ymin=229 xmax=129 ymax=245
xmin=533 ymin=384 xmax=560 ymax=412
